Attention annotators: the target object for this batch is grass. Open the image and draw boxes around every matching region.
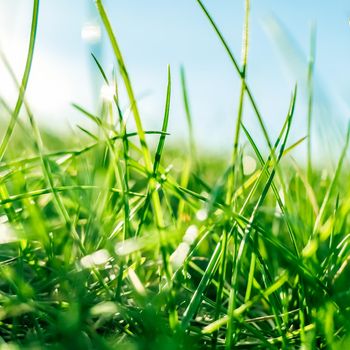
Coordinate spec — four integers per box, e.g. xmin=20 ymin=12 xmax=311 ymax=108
xmin=0 ymin=0 xmax=350 ymax=349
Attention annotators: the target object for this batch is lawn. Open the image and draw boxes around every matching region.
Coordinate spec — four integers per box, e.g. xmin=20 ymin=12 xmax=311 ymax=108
xmin=0 ymin=0 xmax=349 ymax=349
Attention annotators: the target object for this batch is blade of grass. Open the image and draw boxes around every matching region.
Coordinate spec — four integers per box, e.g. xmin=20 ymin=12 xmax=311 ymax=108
xmin=0 ymin=0 xmax=39 ymax=161
xmin=226 ymin=0 xmax=250 ymax=206
xmin=94 ymin=0 xmax=152 ymax=171
xmin=153 ymin=66 xmax=171 ymax=175
xmin=195 ymin=0 xmax=272 ymax=151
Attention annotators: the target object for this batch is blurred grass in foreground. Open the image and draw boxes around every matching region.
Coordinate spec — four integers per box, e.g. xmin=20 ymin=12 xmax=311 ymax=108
xmin=1 ymin=0 xmax=350 ymax=349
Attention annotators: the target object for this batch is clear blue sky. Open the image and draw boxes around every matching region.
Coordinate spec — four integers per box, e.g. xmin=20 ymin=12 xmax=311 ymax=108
xmin=0 ymin=0 xmax=349 ymax=155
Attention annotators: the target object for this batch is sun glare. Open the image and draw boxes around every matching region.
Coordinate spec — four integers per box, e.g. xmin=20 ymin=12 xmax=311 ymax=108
xmin=81 ymin=23 xmax=101 ymax=44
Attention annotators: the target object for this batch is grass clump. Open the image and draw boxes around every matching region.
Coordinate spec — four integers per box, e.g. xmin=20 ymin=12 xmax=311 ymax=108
xmin=0 ymin=0 xmax=350 ymax=349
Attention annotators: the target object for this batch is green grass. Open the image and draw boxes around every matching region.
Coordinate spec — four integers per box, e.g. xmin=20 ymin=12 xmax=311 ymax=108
xmin=0 ymin=1 xmax=350 ymax=349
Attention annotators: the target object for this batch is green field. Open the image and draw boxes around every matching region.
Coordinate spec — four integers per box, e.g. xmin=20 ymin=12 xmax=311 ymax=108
xmin=0 ymin=1 xmax=350 ymax=349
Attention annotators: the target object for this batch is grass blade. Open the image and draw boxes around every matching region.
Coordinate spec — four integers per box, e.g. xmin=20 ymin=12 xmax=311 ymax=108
xmin=0 ymin=0 xmax=39 ymax=161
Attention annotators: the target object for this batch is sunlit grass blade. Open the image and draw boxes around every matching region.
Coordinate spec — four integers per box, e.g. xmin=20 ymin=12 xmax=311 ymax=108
xmin=0 ymin=0 xmax=39 ymax=161
xmin=226 ymin=0 xmax=250 ymax=206
xmin=94 ymin=0 xmax=153 ymax=170
xmin=153 ymin=66 xmax=171 ymax=175
xmin=196 ymin=0 xmax=272 ymax=151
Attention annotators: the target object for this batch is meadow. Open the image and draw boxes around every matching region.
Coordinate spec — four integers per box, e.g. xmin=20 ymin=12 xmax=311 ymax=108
xmin=0 ymin=0 xmax=350 ymax=349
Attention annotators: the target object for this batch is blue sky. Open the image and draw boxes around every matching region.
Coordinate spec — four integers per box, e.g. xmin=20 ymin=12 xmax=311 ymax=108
xmin=0 ymin=0 xmax=350 ymax=155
